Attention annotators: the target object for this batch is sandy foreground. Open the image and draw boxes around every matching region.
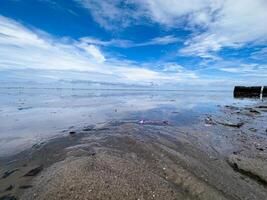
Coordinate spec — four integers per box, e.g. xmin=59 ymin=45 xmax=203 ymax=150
xmin=1 ymin=102 xmax=267 ymax=200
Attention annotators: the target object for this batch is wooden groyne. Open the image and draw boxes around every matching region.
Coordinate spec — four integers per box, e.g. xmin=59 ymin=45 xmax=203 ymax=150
xmin=234 ymin=86 xmax=263 ymax=98
xmin=263 ymin=86 xmax=267 ymax=97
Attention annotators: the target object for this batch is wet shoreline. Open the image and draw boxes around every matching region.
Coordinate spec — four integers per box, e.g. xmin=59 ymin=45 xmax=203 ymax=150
xmin=1 ymin=100 xmax=267 ymax=199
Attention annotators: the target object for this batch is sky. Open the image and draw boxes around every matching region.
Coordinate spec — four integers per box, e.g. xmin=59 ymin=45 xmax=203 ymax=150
xmin=0 ymin=0 xmax=267 ymax=89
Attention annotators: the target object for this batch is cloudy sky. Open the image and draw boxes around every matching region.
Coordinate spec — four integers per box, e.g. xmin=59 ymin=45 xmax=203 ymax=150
xmin=0 ymin=0 xmax=267 ymax=88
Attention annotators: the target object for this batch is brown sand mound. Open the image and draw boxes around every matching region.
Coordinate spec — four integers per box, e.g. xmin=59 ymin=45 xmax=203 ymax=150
xmin=21 ymin=153 xmax=189 ymax=200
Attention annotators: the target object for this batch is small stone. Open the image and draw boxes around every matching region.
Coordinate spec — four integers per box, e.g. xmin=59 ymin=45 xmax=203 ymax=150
xmin=256 ymin=147 xmax=264 ymax=151
xmin=69 ymin=131 xmax=77 ymax=136
xmin=249 ymin=128 xmax=257 ymax=132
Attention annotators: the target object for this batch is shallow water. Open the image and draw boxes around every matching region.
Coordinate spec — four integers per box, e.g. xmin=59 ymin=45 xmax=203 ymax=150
xmin=0 ymin=88 xmax=259 ymax=156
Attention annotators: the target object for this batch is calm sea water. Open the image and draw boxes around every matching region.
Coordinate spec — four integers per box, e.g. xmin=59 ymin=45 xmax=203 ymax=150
xmin=0 ymin=88 xmax=258 ymax=156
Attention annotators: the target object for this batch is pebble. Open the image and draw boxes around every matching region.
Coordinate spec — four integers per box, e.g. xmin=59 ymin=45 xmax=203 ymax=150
xmin=69 ymin=131 xmax=76 ymax=135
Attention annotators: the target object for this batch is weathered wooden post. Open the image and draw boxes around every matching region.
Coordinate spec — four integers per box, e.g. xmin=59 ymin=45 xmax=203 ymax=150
xmin=263 ymin=86 xmax=267 ymax=97
xmin=234 ymin=86 xmax=262 ymax=98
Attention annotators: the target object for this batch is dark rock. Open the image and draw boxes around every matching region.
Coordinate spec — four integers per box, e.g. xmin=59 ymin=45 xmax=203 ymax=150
xmin=217 ymin=121 xmax=244 ymax=128
xmin=256 ymin=105 xmax=267 ymax=109
xmin=17 ymin=107 xmax=32 ymax=111
xmin=256 ymin=147 xmax=264 ymax=151
xmin=94 ymin=127 xmax=110 ymax=131
xmin=82 ymin=126 xmax=94 ymax=131
xmin=19 ymin=185 xmax=32 ymax=189
xmin=89 ymin=152 xmax=96 ymax=156
xmin=225 ymin=105 xmax=239 ymax=110
xmin=249 ymin=128 xmax=257 ymax=132
xmin=69 ymin=131 xmax=76 ymax=135
xmin=205 ymin=117 xmax=216 ymax=125
xmin=5 ymin=185 xmax=13 ymax=191
xmin=247 ymin=108 xmax=261 ymax=114
xmin=32 ymin=142 xmax=45 ymax=149
xmin=204 ymin=116 xmax=243 ymax=128
xmin=1 ymin=169 xmax=18 ymax=179
xmin=233 ymin=151 xmax=238 ymax=155
xmin=0 ymin=195 xmax=17 ymax=200
xmin=23 ymin=165 xmax=43 ymax=176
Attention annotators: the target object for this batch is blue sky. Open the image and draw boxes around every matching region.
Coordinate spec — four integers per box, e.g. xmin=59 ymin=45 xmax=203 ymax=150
xmin=0 ymin=0 xmax=267 ymax=89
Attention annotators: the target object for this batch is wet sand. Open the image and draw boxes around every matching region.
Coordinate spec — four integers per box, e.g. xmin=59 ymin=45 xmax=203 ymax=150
xmin=1 ymin=101 xmax=267 ymax=200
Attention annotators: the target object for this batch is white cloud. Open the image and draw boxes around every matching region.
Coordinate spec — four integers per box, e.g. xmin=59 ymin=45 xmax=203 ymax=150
xmin=80 ymin=35 xmax=180 ymax=48
xmin=218 ymin=63 xmax=267 ymax=75
xmin=76 ymin=0 xmax=267 ymax=58
xmin=250 ymin=47 xmax=267 ymax=60
xmin=0 ymin=15 xmax=107 ymax=72
xmin=80 ymin=37 xmax=133 ymax=48
xmin=77 ymin=43 xmax=106 ymax=63
xmin=163 ymin=63 xmax=185 ymax=72
xmin=139 ymin=0 xmax=216 ymax=26
xmin=75 ymin=0 xmax=143 ymax=30
xmin=179 ymin=0 xmax=267 ymax=57
xmin=219 ymin=64 xmax=257 ymax=73
xmin=143 ymin=0 xmax=267 ymax=58
xmin=0 ymin=15 xmax=200 ymax=85
xmin=138 ymin=35 xmax=181 ymax=46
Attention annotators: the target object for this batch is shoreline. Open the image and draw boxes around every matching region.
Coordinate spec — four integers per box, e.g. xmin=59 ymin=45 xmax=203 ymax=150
xmin=1 ymin=101 xmax=267 ymax=199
